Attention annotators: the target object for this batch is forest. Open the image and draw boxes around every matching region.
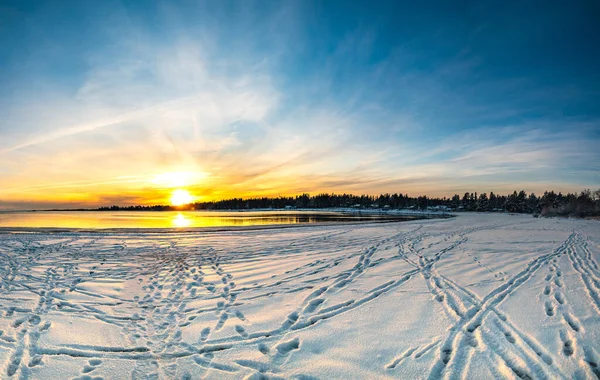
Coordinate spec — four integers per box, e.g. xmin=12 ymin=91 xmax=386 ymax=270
xmin=98 ymin=189 xmax=600 ymax=218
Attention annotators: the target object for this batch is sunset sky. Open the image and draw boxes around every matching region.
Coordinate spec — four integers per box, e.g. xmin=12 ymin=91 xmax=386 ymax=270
xmin=1 ymin=1 xmax=599 ymax=209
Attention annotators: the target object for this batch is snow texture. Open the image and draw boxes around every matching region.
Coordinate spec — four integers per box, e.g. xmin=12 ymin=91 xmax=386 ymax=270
xmin=0 ymin=213 xmax=599 ymax=379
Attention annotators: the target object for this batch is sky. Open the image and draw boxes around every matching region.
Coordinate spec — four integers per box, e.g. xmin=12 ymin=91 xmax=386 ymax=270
xmin=0 ymin=0 xmax=599 ymax=209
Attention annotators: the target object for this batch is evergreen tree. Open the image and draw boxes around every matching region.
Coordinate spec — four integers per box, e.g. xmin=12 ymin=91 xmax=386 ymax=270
xmin=477 ymin=193 xmax=489 ymax=212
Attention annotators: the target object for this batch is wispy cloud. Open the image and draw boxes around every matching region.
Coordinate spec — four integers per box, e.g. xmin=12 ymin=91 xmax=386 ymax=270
xmin=0 ymin=1 xmax=598 ymax=209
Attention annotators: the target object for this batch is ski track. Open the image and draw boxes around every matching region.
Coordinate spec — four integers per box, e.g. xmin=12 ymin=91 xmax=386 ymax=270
xmin=0 ymin=214 xmax=599 ymax=379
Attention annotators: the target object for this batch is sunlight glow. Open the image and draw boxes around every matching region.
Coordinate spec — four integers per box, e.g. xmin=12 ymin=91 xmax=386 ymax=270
xmin=172 ymin=213 xmax=191 ymax=227
xmin=170 ymin=189 xmax=194 ymax=206
xmin=152 ymin=172 xmax=206 ymax=188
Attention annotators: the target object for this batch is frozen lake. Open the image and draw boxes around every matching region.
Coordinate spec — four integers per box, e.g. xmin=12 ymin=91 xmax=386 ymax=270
xmin=0 ymin=210 xmax=434 ymax=229
xmin=0 ymin=213 xmax=598 ymax=379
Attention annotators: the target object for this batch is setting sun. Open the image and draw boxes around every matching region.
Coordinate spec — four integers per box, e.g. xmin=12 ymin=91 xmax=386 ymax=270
xmin=170 ymin=189 xmax=194 ymax=206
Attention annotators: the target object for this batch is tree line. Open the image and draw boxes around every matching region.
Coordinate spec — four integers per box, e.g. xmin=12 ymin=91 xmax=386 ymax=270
xmin=98 ymin=189 xmax=600 ymax=217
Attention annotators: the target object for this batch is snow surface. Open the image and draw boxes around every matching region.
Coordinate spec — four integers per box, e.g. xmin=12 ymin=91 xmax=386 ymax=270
xmin=1 ymin=213 xmax=599 ymax=379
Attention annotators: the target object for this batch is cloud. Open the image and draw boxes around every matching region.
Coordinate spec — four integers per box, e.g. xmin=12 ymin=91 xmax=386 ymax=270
xmin=0 ymin=2 xmax=598 ymax=209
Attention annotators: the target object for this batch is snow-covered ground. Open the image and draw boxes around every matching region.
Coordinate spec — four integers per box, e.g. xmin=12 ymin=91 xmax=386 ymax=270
xmin=1 ymin=213 xmax=599 ymax=379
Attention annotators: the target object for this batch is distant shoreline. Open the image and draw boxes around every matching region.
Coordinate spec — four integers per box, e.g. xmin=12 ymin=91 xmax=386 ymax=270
xmin=0 ymin=212 xmax=453 ymax=234
xmin=0 ymin=207 xmax=454 ymax=216
xmin=2 ymin=188 xmax=598 ymax=218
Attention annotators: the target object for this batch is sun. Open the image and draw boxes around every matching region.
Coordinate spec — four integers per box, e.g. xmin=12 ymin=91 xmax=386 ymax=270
xmin=170 ymin=189 xmax=194 ymax=206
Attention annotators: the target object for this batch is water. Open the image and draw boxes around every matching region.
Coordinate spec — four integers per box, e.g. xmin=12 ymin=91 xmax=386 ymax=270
xmin=0 ymin=210 xmax=432 ymax=229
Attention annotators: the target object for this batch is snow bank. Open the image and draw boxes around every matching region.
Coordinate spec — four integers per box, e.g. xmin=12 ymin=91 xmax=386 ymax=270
xmin=0 ymin=213 xmax=599 ymax=379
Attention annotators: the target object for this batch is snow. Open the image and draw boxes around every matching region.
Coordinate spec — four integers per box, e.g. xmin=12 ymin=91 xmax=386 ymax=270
xmin=0 ymin=213 xmax=599 ymax=379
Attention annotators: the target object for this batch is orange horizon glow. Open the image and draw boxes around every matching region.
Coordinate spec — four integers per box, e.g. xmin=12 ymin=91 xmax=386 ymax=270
xmin=0 ymin=171 xmax=591 ymax=211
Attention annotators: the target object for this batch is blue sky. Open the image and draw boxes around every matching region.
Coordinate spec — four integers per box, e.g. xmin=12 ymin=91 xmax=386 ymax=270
xmin=0 ymin=0 xmax=599 ymax=208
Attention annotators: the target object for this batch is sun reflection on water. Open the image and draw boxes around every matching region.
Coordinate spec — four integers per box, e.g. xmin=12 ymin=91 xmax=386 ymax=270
xmin=0 ymin=211 xmax=426 ymax=229
xmin=172 ymin=213 xmax=191 ymax=227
